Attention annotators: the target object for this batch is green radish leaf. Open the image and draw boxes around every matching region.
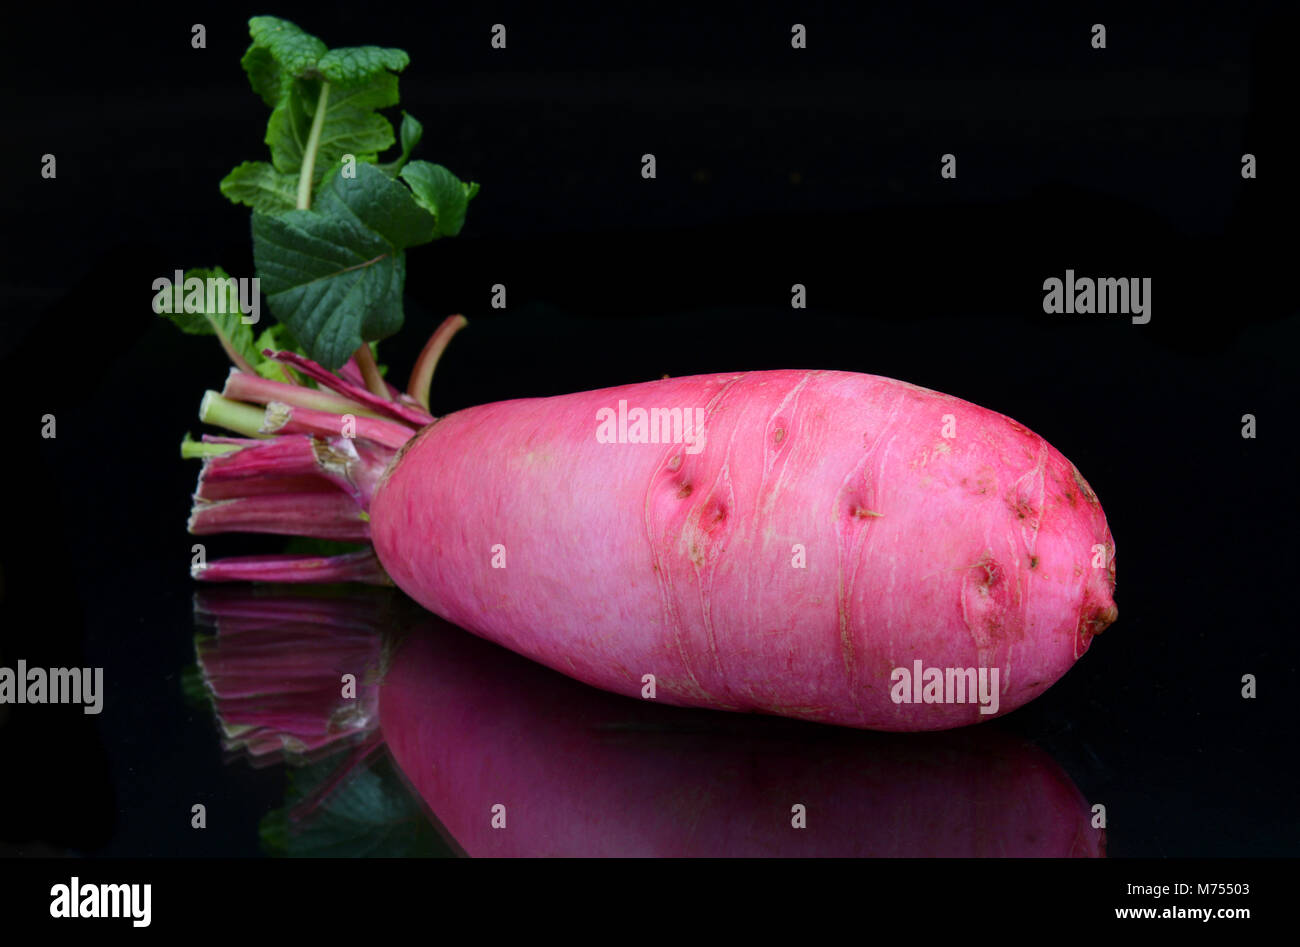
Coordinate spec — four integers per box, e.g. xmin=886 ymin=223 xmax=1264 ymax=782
xmin=317 ymin=46 xmax=410 ymax=85
xmin=378 ymin=111 xmax=423 ymax=176
xmin=236 ymin=18 xmax=409 ymax=194
xmin=252 ymin=324 xmax=306 ymax=382
xmin=247 ymin=16 xmax=327 ymax=78
xmin=266 ymin=74 xmax=400 ymax=185
xmin=157 ymin=300 xmax=215 ymax=337
xmin=240 ymin=44 xmax=285 ymax=107
xmin=255 ymin=361 xmax=293 ymax=383
xmin=370 ymin=340 xmax=390 ymax=377
xmin=322 ymin=163 xmax=438 ymax=248
xmin=219 ymin=161 xmax=298 ymax=214
xmin=252 ymin=212 xmax=402 ymax=370
xmin=252 ymin=164 xmax=438 ymax=369
xmin=400 ymin=112 xmax=423 ymax=159
xmin=188 ymin=267 xmax=262 ymax=368
xmin=399 ymin=160 xmax=480 ymax=237
xmin=255 ymin=321 xmax=304 ymax=356
xmin=178 ymin=16 xmax=481 ymax=377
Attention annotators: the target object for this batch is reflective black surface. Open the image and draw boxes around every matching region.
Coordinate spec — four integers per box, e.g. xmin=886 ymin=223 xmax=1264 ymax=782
xmin=2 ymin=2 xmax=1298 ymax=858
xmin=192 ymin=586 xmax=1102 ymax=858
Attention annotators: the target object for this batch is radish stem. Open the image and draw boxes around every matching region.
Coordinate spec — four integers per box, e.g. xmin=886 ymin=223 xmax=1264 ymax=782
xmin=213 ymin=328 xmax=259 ymax=375
xmin=261 ymin=401 xmax=416 ymax=450
xmin=223 ymin=369 xmax=384 ymax=419
xmin=181 ymin=435 xmax=243 ymax=459
xmin=200 ymin=391 xmax=270 ymax=439
xmin=189 ymin=492 xmax=372 ymax=542
xmin=268 ymin=350 xmax=433 ymax=427
xmin=353 ymin=343 xmax=389 ymax=399
xmin=185 ymin=349 xmax=416 ymax=579
xmin=408 ymin=314 xmax=467 ymax=411
xmin=193 ymin=549 xmax=389 ymax=585
xmin=297 ymin=81 xmax=331 ymax=210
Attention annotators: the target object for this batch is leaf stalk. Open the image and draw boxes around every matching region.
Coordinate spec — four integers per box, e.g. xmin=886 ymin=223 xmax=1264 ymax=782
xmin=297 ymin=81 xmax=332 ymax=210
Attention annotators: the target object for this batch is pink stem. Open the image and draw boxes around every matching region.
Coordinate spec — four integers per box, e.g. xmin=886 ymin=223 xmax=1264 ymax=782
xmin=202 ymin=652 xmax=379 ymax=685
xmin=197 ymin=475 xmax=338 ymax=501
xmin=352 ymin=344 xmax=389 ymax=400
xmin=200 ymin=435 xmax=264 ymax=447
xmin=223 ymin=369 xmax=381 ymax=419
xmin=266 ymin=350 xmax=434 ymax=428
xmin=194 ymin=550 xmax=390 ymax=585
xmin=339 ymin=358 xmax=391 ymax=397
xmin=189 ymin=493 xmax=371 ymax=542
xmin=407 ymin=315 xmax=468 ymax=411
xmin=262 ymin=401 xmax=416 ymax=451
xmin=216 ymin=696 xmax=369 ymax=722
xmin=216 ymin=332 xmax=259 ymax=375
xmin=196 ymin=591 xmax=391 ymax=629
xmin=198 ymin=435 xmax=321 ymax=482
xmin=198 ymin=433 xmax=394 ymax=507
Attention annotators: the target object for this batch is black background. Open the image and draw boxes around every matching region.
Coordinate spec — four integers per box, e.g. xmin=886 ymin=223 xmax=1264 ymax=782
xmin=1 ymin=0 xmax=1297 ymax=858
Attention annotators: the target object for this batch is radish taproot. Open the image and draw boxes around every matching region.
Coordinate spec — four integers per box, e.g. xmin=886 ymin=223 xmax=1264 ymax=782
xmin=187 ymin=321 xmax=1117 ymax=731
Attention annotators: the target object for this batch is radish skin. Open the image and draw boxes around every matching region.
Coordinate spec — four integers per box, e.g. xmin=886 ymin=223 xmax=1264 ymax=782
xmin=369 ymin=369 xmax=1117 ymax=731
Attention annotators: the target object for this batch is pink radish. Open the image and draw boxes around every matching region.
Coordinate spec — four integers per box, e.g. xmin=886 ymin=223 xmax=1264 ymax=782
xmin=187 ymin=319 xmax=1117 ymax=731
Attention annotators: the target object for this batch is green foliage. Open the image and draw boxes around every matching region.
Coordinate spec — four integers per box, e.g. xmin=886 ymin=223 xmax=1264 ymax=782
xmin=253 ymin=163 xmax=451 ymax=368
xmin=204 ymin=15 xmax=481 ymax=369
xmin=219 ymin=161 xmax=298 ymax=214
